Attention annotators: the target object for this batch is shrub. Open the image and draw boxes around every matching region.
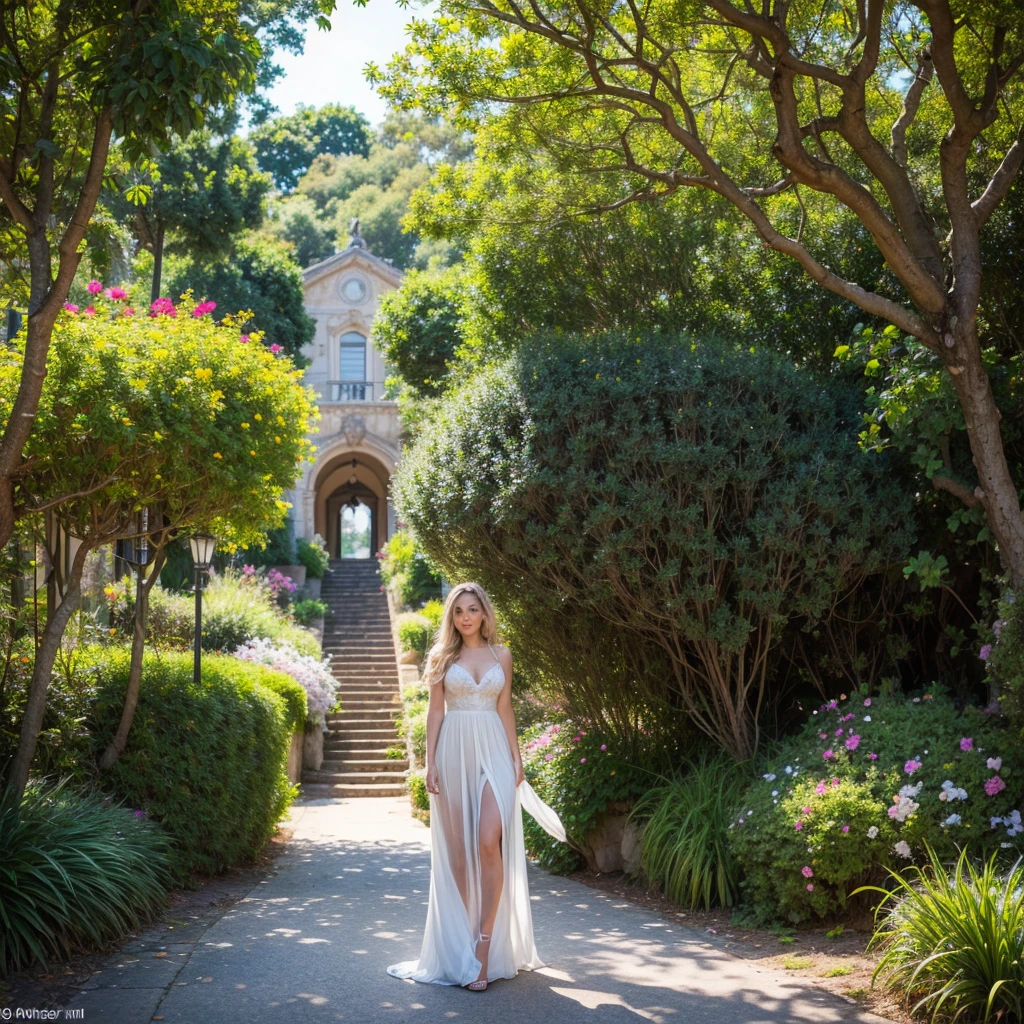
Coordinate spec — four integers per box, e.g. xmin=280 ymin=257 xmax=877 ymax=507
xmin=231 ymin=637 xmax=337 ymax=728
xmin=519 ymin=718 xmax=684 ymax=874
xmin=392 ymin=331 xmax=915 ymax=760
xmin=292 ymin=598 xmax=327 ymax=626
xmin=859 ymin=844 xmax=1024 ymax=1023
xmin=148 ymin=566 xmax=320 ymax=658
xmin=990 ymin=585 xmax=1024 ymax=729
xmin=396 ymin=679 xmax=430 ymax=766
xmin=629 ymin=751 xmax=752 ymax=909
xmin=728 ymin=686 xmax=1024 ymax=924
xmin=0 ymin=776 xmax=173 ymax=974
xmin=87 ymin=648 xmax=298 ymax=884
xmin=419 ymin=599 xmax=444 ymax=627
xmin=296 ymin=534 xmax=330 ymax=580
xmin=397 ymin=612 xmax=434 ymax=659
xmin=407 ymin=768 xmax=430 ymax=822
xmin=377 ymin=528 xmax=443 ymax=610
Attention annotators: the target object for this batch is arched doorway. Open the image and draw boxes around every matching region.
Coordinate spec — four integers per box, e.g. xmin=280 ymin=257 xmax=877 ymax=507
xmin=339 ymin=497 xmax=372 ymax=558
xmin=312 ymin=448 xmax=394 ymax=558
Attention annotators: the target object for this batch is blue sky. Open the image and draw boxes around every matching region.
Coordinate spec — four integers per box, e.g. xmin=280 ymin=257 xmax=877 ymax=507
xmin=260 ymin=1 xmax=437 ymax=129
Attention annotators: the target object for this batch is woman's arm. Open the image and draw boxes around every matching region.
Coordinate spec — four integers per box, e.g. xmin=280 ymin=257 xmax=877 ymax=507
xmin=424 ymin=663 xmax=445 ymax=771
xmin=494 ymin=646 xmax=525 ymax=785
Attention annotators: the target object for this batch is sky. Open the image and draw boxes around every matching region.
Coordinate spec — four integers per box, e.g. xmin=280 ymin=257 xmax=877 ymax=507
xmin=259 ymin=1 xmax=438 ymax=130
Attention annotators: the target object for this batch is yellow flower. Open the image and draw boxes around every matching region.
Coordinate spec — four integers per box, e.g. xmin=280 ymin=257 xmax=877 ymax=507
xmin=154 ymin=348 xmax=169 ymax=359
xmin=276 ymin=415 xmax=285 ymax=426
xmin=122 ymin=417 xmax=132 ymax=425
xmin=153 ymin=430 xmax=163 ymax=441
xmin=213 ymin=452 xmax=223 ymax=459
xmin=195 ymin=367 xmax=213 ymax=382
xmin=274 ymin=436 xmax=281 ymax=443
xmin=241 ymin=422 xmax=250 ymax=429
xmin=254 ymin=413 xmax=262 ymax=421
xmin=250 ymin=450 xmax=256 ymax=456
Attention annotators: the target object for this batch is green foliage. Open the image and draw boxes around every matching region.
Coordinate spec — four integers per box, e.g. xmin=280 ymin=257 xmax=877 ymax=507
xmin=397 ymin=613 xmax=434 ymax=659
xmin=519 ymin=720 xmax=682 ymax=875
xmin=147 ymin=566 xmax=321 ymax=658
xmin=166 ymin=232 xmax=316 ymax=365
xmin=0 ymin=295 xmax=319 ymax=554
xmin=629 ymin=752 xmax=752 ymax=909
xmin=393 ymin=330 xmax=915 ymax=759
xmin=87 ymin=647 xmax=298 ymax=884
xmin=407 ymin=768 xmax=430 ymax=819
xmin=262 ymin=195 xmax=336 ymax=268
xmin=990 ymin=586 xmax=1024 ymax=729
xmin=377 ymin=528 xmax=444 ymax=610
xmin=237 ymin=517 xmax=297 ymax=569
xmin=296 ymin=534 xmax=330 ymax=579
xmin=395 ymin=680 xmax=430 ymax=767
xmin=250 ymin=102 xmax=371 ymax=192
xmin=860 ymin=845 xmax=1024 ymax=1023
xmin=292 ymin=598 xmax=327 ymax=625
xmin=728 ymin=687 xmax=1024 ymax=924
xmin=0 ymin=776 xmax=173 ymax=974
xmin=373 ymin=264 xmax=466 ymax=396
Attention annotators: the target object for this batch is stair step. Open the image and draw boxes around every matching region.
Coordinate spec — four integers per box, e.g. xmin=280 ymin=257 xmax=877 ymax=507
xmin=320 ymin=758 xmax=401 ymax=769
xmin=301 ymin=782 xmax=407 ymax=797
xmin=304 ymin=769 xmax=408 ymax=783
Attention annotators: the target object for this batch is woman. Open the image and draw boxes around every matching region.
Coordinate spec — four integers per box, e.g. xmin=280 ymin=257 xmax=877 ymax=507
xmin=386 ymin=582 xmax=568 ymax=991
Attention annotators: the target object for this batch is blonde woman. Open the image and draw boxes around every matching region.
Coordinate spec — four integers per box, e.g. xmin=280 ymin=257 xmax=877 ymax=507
xmin=386 ymin=582 xmax=568 ymax=991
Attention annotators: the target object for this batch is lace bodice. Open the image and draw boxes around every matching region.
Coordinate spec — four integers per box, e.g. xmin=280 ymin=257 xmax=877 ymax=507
xmin=443 ymin=650 xmax=505 ymax=711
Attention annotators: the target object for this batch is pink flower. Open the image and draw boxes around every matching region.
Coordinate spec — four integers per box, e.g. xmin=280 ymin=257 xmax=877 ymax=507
xmin=845 ymin=734 xmax=861 ymax=751
xmin=63 ymin=302 xmax=79 ymax=313
xmin=887 ymin=805 xmax=899 ymax=818
xmin=987 ymin=757 xmax=1002 ymax=772
xmin=864 ymin=698 xmax=872 ymax=706
xmin=544 ymin=753 xmax=553 ymax=761
xmin=600 ymin=743 xmax=607 ymax=751
xmin=835 ymin=728 xmax=844 ymax=736
xmin=831 ymin=777 xmax=840 ymax=787
xmin=572 ymin=736 xmax=580 ymax=743
xmin=806 ymin=883 xmax=814 ymax=892
xmin=868 ymin=752 xmax=878 ymax=760
xmin=149 ymin=297 xmax=177 ymax=317
xmin=819 ymin=732 xmax=828 ymax=739
xmin=979 ymin=644 xmax=992 ymax=661
xmin=841 ymin=825 xmax=850 ymax=833
xmin=985 ymin=776 xmax=1006 ymax=796
xmin=905 ymin=759 xmax=922 ymax=774
xmin=551 ymin=725 xmax=560 ymax=733
xmin=580 ymin=757 xmax=586 ymax=764
xmin=801 ymin=865 xmax=814 ymax=878
xmin=960 ymin=737 xmax=974 ymax=752
xmin=104 ymin=286 xmax=128 ymax=300
xmin=801 ymin=806 xmax=812 ymax=815
xmin=794 ymin=821 xmax=803 ymax=831
xmin=815 ymin=781 xmax=827 ymax=795
xmin=240 ymin=334 xmax=251 ymax=343
xmin=83 ymin=305 xmax=96 ymax=316
xmin=822 ymin=749 xmax=834 ymax=760
xmin=87 ymin=279 xmax=102 ymax=294
xmin=122 ymin=306 xmax=135 ymax=316
xmin=269 ymin=343 xmax=283 ymax=354
xmin=192 ymin=300 xmax=217 ymax=317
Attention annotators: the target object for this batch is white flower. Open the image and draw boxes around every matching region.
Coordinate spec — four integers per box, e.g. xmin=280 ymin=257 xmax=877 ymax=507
xmin=942 ymin=814 xmax=962 ymax=827
xmin=863 ymin=715 xmax=871 ymax=722
xmin=784 ymin=766 xmax=793 ymax=774
xmin=894 ymin=840 xmax=912 ymax=859
xmin=939 ymin=780 xmax=968 ymax=802
xmin=899 ymin=782 xmax=923 ymax=799
xmin=771 ymin=790 xmax=778 ymax=797
xmin=763 ymin=772 xmax=777 ymax=781
xmin=987 ymin=757 xmax=1003 ymax=772
xmin=867 ymin=826 xmax=879 ymax=839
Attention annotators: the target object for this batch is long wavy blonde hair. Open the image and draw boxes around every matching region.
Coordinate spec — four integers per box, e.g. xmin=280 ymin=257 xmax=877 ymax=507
xmin=421 ymin=581 xmax=502 ymax=687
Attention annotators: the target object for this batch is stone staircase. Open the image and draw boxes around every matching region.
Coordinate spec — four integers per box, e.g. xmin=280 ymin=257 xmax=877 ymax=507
xmin=301 ymin=558 xmax=408 ymax=797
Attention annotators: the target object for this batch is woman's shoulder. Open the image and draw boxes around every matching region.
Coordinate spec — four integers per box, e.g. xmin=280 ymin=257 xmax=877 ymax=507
xmin=492 ymin=643 xmax=511 ymax=657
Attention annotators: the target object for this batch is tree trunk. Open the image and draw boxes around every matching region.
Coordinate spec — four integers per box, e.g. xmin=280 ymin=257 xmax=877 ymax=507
xmin=150 ymin=220 xmax=166 ymax=305
xmin=98 ymin=544 xmax=168 ymax=771
xmin=946 ymin=324 xmax=1024 ymax=589
xmin=5 ymin=536 xmax=92 ymax=804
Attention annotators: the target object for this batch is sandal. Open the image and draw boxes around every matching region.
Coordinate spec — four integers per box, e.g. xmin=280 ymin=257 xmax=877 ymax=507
xmin=464 ymin=933 xmax=490 ymax=991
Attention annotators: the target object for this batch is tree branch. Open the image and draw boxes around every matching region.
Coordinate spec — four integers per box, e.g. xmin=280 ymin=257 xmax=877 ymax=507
xmin=973 ymin=126 xmax=1024 ymax=227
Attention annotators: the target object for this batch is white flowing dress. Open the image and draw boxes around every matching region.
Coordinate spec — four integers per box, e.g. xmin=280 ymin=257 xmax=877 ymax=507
xmin=386 ymin=644 xmax=568 ymax=986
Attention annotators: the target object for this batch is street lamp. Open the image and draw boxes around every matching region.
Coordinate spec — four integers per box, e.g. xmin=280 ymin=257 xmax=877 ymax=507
xmin=189 ymin=532 xmax=217 ymax=684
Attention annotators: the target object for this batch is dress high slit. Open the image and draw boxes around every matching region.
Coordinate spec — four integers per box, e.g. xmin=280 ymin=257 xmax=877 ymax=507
xmin=386 ymin=643 xmax=568 ymax=986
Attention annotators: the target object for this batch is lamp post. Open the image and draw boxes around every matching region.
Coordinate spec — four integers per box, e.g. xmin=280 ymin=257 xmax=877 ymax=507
xmin=122 ymin=508 xmax=155 ymax=633
xmin=189 ymin=532 xmax=217 ymax=685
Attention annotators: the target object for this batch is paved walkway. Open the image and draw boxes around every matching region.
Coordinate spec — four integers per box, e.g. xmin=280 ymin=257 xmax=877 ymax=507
xmin=65 ymin=797 xmax=891 ymax=1024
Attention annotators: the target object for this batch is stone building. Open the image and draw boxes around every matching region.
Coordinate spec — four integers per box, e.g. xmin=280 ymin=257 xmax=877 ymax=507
xmin=284 ymin=225 xmax=404 ymax=558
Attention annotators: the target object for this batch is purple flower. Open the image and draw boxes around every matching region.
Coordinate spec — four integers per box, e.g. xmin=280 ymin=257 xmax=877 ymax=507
xmin=822 ymin=749 xmax=835 ymax=760
xmin=801 ymin=865 xmax=814 ymax=878
xmin=905 ymin=759 xmax=922 ymax=774
xmin=960 ymin=737 xmax=974 ymax=752
xmin=600 ymin=743 xmax=607 ymax=751
xmin=794 ymin=821 xmax=803 ymax=831
xmin=868 ymin=752 xmax=878 ymax=760
xmin=985 ymin=776 xmax=1006 ymax=796
xmin=979 ymin=644 xmax=992 ymax=661
xmin=841 ymin=824 xmax=850 ymax=833
xmin=801 ymin=806 xmax=812 ymax=815
xmin=864 ymin=698 xmax=872 ymax=706
xmin=834 ymin=728 xmax=844 ymax=736
xmin=845 ymin=734 xmax=861 ymax=751
xmin=544 ymin=753 xmax=553 ymax=761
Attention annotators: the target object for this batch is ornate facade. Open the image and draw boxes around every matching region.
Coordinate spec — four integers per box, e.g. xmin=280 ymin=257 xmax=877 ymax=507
xmin=284 ymin=231 xmax=405 ymax=557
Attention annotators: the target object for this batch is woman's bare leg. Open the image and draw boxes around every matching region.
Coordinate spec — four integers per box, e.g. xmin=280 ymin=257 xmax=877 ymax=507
xmin=473 ymin=779 xmax=503 ymax=982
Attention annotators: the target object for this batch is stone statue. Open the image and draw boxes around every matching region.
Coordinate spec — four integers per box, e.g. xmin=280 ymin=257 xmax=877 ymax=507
xmin=348 ymin=217 xmax=367 ymax=248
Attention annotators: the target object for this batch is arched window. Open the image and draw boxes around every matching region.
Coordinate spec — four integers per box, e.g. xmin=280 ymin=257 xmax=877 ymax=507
xmin=338 ymin=331 xmax=368 ymax=400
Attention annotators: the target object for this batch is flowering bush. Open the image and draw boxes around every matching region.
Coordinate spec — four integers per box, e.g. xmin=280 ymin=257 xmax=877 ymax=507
xmin=296 ymin=534 xmax=330 ymax=580
xmin=232 ymin=637 xmax=338 ymax=728
xmin=727 ymin=686 xmax=1024 ymax=924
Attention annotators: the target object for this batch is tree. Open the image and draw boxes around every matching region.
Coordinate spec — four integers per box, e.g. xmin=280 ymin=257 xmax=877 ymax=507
xmin=0 ymin=290 xmax=320 ymax=802
xmin=250 ymin=102 xmax=371 ymax=191
xmin=375 ymin=0 xmax=1024 ymax=584
xmin=0 ymin=0 xmax=333 ymax=554
xmin=167 ymin=232 xmax=316 ymax=365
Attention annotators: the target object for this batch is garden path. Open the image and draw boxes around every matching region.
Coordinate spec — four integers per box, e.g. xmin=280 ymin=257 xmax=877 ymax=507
xmin=63 ymin=796 xmax=894 ymax=1023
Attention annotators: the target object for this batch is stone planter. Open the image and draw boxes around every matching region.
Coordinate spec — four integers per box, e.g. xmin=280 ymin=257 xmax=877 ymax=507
xmin=303 ymin=721 xmax=324 ymax=771
xmin=579 ymin=800 xmax=635 ymax=874
xmin=304 ymin=576 xmax=322 ymax=599
xmin=309 ymin=615 xmax=324 ymax=643
xmin=286 ymin=729 xmax=304 ymax=783
xmin=399 ymin=648 xmax=421 ymax=665
xmin=270 ymin=564 xmax=306 ymax=588
xmin=621 ymin=818 xmax=643 ymax=875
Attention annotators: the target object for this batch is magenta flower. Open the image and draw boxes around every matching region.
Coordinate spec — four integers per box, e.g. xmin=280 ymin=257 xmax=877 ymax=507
xmin=192 ymin=300 xmax=217 ymax=317
xmin=794 ymin=821 xmax=803 ymax=831
xmin=240 ymin=334 xmax=251 ymax=343
xmin=831 ymin=777 xmax=840 ymax=787
xmin=600 ymin=743 xmax=607 ymax=751
xmin=834 ymin=728 xmax=844 ymax=736
xmin=905 ymin=759 xmax=922 ymax=774
xmin=979 ymin=644 xmax=992 ymax=661
xmin=868 ymin=752 xmax=879 ymax=760
xmin=960 ymin=737 xmax=974 ymax=752
xmin=83 ymin=305 xmax=96 ymax=316
xmin=544 ymin=753 xmax=553 ymax=761
xmin=801 ymin=865 xmax=814 ymax=878
xmin=985 ymin=776 xmax=1006 ymax=796
xmin=801 ymin=806 xmax=812 ymax=815
xmin=806 ymin=883 xmax=814 ymax=892
xmin=104 ymin=286 xmax=128 ymax=300
xmin=149 ymin=297 xmax=177 ymax=317
xmin=63 ymin=302 xmax=79 ymax=313
xmin=87 ymin=279 xmax=103 ymax=294
xmin=822 ymin=749 xmax=835 ymax=760
xmin=845 ymin=734 xmax=861 ymax=751
xmin=864 ymin=698 xmax=872 ymax=706
xmin=572 ymin=736 xmax=580 ymax=743
xmin=580 ymin=757 xmax=586 ymax=764
xmin=269 ymin=342 xmax=283 ymax=354
xmin=815 ymin=781 xmax=827 ymax=795
xmin=841 ymin=824 xmax=850 ymax=833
